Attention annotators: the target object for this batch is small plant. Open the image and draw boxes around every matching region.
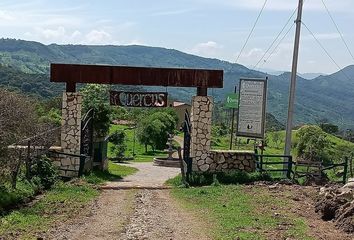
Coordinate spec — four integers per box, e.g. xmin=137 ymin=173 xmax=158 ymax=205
xmin=30 ymin=156 xmax=58 ymax=190
xmin=109 ymin=130 xmax=127 ymax=160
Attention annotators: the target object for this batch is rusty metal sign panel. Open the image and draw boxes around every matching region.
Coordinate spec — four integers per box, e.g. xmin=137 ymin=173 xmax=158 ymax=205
xmin=110 ymin=91 xmax=168 ymax=108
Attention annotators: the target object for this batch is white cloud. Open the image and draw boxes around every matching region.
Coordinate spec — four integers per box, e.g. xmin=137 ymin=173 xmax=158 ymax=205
xmin=0 ymin=10 xmax=15 ymax=21
xmin=41 ymin=26 xmax=66 ymax=39
xmin=84 ymin=30 xmax=112 ymax=44
xmin=190 ymin=41 xmax=223 ymax=57
xmin=150 ymin=9 xmax=194 ymax=16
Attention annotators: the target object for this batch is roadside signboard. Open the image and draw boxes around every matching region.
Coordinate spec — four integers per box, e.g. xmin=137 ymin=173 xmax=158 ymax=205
xmin=236 ymin=78 xmax=267 ymax=139
xmin=225 ymin=93 xmax=239 ymax=109
xmin=110 ymin=91 xmax=168 ymax=107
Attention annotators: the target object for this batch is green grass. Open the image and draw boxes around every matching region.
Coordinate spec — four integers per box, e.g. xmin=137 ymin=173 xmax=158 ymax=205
xmin=167 ymin=171 xmax=272 ymax=187
xmin=171 ymin=185 xmax=314 ymax=240
xmin=84 ymin=161 xmax=138 ymax=184
xmin=213 ymin=129 xmax=354 ymax=180
xmin=0 ymin=161 xmax=137 ymax=239
xmin=0 ymin=181 xmax=99 ymax=239
xmin=109 ymin=124 xmax=168 ymax=162
xmin=0 ymin=181 xmax=37 ymax=214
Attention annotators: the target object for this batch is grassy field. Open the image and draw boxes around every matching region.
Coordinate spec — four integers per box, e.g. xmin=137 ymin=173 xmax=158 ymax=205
xmin=109 ymin=124 xmax=168 ymax=162
xmin=170 ymin=185 xmax=313 ymax=240
xmin=84 ymin=161 xmax=138 ymax=184
xmin=0 ymin=162 xmax=137 ymax=239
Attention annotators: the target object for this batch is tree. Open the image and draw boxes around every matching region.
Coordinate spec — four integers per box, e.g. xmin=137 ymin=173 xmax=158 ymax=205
xmin=295 ymin=125 xmax=331 ymax=164
xmin=109 ymin=129 xmax=127 ymax=159
xmin=319 ymin=123 xmax=339 ymax=135
xmin=81 ymin=84 xmax=112 ymax=138
xmin=0 ymin=90 xmax=42 ymax=186
xmin=137 ymin=111 xmax=177 ymax=152
xmin=272 ymin=131 xmax=282 ymax=149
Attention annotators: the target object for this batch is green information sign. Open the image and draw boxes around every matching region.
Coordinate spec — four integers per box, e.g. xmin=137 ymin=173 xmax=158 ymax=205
xmin=225 ymin=93 xmax=239 ymax=109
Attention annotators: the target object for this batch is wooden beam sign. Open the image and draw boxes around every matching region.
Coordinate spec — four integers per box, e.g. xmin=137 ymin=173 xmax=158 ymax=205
xmin=110 ymin=91 xmax=168 ymax=108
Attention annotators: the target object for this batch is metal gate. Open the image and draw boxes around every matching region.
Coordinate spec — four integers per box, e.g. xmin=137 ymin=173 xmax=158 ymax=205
xmin=79 ymin=109 xmax=94 ymax=176
xmin=182 ymin=110 xmax=192 ymax=181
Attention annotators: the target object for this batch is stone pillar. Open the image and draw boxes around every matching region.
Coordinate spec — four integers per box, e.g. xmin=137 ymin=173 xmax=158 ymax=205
xmin=61 ymin=92 xmax=82 ymax=154
xmin=190 ymin=96 xmax=213 ymax=172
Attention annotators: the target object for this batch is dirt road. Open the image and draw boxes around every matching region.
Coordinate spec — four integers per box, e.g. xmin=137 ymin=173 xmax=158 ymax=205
xmin=46 ymin=162 xmax=210 ymax=240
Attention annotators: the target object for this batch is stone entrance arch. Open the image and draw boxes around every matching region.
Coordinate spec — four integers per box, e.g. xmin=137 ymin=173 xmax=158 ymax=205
xmin=50 ymin=63 xmax=226 ymax=176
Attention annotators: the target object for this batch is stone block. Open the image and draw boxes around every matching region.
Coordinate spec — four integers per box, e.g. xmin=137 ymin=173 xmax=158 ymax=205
xmin=61 ymin=158 xmax=71 ymax=166
xmin=197 ymin=159 xmax=205 ymax=166
xmin=217 ymin=154 xmax=225 ymax=164
xmin=205 ymin=157 xmax=213 ymax=164
xmin=242 ymin=160 xmax=250 ymax=167
xmin=238 ymin=155 xmax=245 ymax=161
xmin=210 ymin=163 xmax=216 ymax=170
xmin=201 ymin=153 xmax=208 ymax=160
xmin=222 ymin=163 xmax=228 ymax=169
xmin=199 ymin=164 xmax=210 ymax=172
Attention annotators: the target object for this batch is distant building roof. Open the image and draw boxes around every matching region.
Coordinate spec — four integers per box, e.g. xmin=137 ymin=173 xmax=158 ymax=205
xmin=172 ymin=101 xmax=190 ymax=107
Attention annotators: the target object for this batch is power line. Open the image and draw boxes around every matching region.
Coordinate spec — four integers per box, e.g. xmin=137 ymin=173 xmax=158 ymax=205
xmin=253 ymin=8 xmax=297 ymax=70
xmin=321 ymin=0 xmax=354 ymax=62
xmin=302 ymin=22 xmax=352 ymax=81
xmin=259 ymin=22 xmax=295 ymax=69
xmin=235 ymin=0 xmax=268 ymax=63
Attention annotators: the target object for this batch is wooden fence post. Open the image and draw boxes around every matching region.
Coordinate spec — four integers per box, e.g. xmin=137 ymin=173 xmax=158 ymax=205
xmin=287 ymin=156 xmax=293 ymax=179
xmin=25 ymin=140 xmax=31 ymax=180
xmin=343 ymin=156 xmax=349 ymax=184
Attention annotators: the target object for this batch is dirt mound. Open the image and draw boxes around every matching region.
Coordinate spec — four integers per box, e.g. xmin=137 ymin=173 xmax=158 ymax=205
xmin=315 ymin=184 xmax=354 ymax=233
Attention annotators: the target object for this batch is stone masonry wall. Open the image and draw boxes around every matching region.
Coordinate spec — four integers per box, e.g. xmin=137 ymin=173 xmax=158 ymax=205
xmin=58 ymin=92 xmax=82 ymax=177
xmin=189 ymin=95 xmax=256 ymax=173
xmin=207 ymin=150 xmax=256 ymax=172
xmin=190 ymin=96 xmax=213 ymax=172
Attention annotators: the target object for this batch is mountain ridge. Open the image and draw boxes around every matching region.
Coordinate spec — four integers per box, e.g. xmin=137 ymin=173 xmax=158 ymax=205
xmin=0 ymin=38 xmax=354 ymax=128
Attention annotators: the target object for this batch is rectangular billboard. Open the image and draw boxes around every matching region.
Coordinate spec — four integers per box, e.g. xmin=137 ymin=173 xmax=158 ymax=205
xmin=236 ymin=78 xmax=267 ymax=139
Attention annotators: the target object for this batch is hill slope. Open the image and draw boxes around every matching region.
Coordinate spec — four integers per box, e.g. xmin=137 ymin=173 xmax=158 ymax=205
xmin=1 ymin=38 xmax=354 ymax=128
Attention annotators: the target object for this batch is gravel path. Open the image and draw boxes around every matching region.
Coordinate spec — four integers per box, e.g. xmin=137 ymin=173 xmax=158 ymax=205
xmin=119 ymin=189 xmax=210 ymax=240
xmin=46 ymin=162 xmax=210 ymax=240
xmin=104 ymin=162 xmax=180 ymax=189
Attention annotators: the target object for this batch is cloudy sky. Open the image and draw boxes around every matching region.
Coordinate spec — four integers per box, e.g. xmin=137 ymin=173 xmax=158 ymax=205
xmin=1 ymin=0 xmax=353 ymax=74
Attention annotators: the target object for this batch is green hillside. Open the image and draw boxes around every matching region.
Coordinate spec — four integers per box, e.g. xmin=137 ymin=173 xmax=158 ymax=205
xmin=1 ymin=38 xmax=354 ymax=128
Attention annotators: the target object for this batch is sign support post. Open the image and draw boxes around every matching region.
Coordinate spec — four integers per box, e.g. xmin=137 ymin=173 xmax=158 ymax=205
xmin=230 ymin=86 xmax=237 ymax=150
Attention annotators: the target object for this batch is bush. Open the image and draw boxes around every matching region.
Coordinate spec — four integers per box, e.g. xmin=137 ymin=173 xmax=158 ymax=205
xmin=295 ymin=125 xmax=331 ymax=164
xmin=137 ymin=111 xmax=177 ymax=151
xmin=30 ymin=157 xmax=58 ymax=190
xmin=109 ymin=130 xmax=127 ymax=158
xmin=81 ymin=84 xmax=112 ymax=138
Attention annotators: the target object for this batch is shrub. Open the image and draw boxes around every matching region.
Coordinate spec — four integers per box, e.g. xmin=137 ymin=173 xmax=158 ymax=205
xmin=30 ymin=157 xmax=58 ymax=190
xmin=137 ymin=111 xmax=177 ymax=151
xmin=295 ymin=125 xmax=331 ymax=164
xmin=109 ymin=130 xmax=127 ymax=158
xmin=81 ymin=84 xmax=112 ymax=138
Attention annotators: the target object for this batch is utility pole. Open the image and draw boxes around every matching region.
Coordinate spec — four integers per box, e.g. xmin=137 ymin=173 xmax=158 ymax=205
xmin=284 ymin=0 xmax=304 ymax=160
